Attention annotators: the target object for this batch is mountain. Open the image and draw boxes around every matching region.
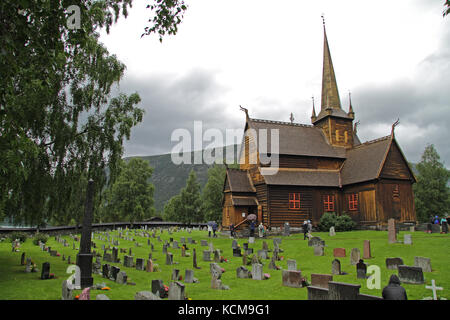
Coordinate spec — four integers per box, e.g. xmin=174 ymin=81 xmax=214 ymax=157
xmin=124 ymin=144 xmax=240 ymax=213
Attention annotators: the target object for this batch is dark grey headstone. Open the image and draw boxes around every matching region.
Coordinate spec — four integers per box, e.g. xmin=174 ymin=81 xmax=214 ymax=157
xmin=386 ymin=257 xmax=404 ymax=270
xmin=328 ymin=281 xmax=361 ymax=300
xmin=398 ymin=265 xmax=424 ymax=284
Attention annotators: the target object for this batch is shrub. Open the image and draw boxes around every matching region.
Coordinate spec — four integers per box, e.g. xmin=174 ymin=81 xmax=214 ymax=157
xmin=32 ymin=233 xmax=49 ymax=245
xmin=318 ymin=212 xmax=357 ymax=232
xmin=318 ymin=212 xmax=337 ymax=232
xmin=8 ymin=231 xmax=28 ymax=243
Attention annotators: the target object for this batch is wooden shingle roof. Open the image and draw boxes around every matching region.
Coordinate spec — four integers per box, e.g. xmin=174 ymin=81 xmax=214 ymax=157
xmin=262 ymin=169 xmax=340 ymax=187
xmin=225 ymin=168 xmax=256 ymax=193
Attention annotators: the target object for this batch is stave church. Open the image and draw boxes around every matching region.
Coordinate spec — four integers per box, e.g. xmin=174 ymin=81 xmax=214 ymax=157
xmin=222 ymin=21 xmax=417 ymax=230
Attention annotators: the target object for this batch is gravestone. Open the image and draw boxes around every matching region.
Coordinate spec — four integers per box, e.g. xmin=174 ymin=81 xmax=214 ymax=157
xmin=308 ymin=237 xmax=325 ymax=247
xmin=333 ymin=248 xmax=346 ymax=257
xmin=356 ymin=259 xmax=367 ymax=279
xmin=232 ymin=240 xmax=238 ymax=249
xmin=314 ymin=245 xmax=324 ymax=256
xmin=165 ymin=253 xmax=173 ymax=265
xmin=62 ymin=280 xmax=73 ymax=300
xmin=193 ymin=248 xmax=200 ymax=269
xmin=431 ymin=224 xmax=440 ymax=233
xmin=262 ymin=241 xmax=269 ymax=251
xmin=172 ymin=241 xmax=179 ymax=249
xmin=102 ymin=264 xmax=110 ymax=278
xmin=398 ymin=265 xmax=424 ymax=284
xmin=236 ymin=266 xmax=252 ymax=279
xmin=214 ymin=249 xmax=221 ymax=263
xmin=268 ymin=256 xmax=278 ymax=270
xmin=41 ymin=262 xmax=51 ymax=280
xmin=328 ymin=281 xmax=361 ymax=300
xmin=331 ymin=259 xmax=341 ymax=275
xmin=362 ymin=240 xmax=371 ymax=259
xmin=201 ymin=240 xmax=208 ymax=246
xmin=249 ymin=237 xmax=255 ymax=244
xmin=311 ymin=274 xmax=333 ymax=289
xmin=307 ymin=286 xmax=329 ymax=300
xmin=110 ymin=266 xmax=120 ymax=281
xmin=287 ymin=259 xmax=297 ymax=271
xmin=25 ymin=258 xmax=32 ymax=273
xmin=252 ymin=263 xmax=264 ymax=280
xmin=203 ymin=250 xmax=212 ymax=262
xmin=76 ymin=179 xmax=94 ymax=288
xmin=350 ymin=248 xmax=360 ymax=265
xmin=329 ymin=226 xmax=336 ymax=237
xmin=111 ymin=247 xmax=119 ymax=262
xmin=171 ymin=269 xmax=180 ymax=281
xmin=151 ymin=279 xmax=166 ymax=298
xmin=116 ymin=271 xmax=127 ymax=285
xmin=386 ymin=257 xmax=404 ymax=270
xmin=21 ymin=253 xmax=26 ymax=266
xmin=136 ymin=258 xmax=145 ymax=271
xmin=134 ymin=291 xmax=161 ymax=300
xmin=124 ymin=255 xmax=134 ymax=268
xmin=388 ymin=218 xmax=397 ymax=243
xmin=404 ymin=234 xmax=412 ymax=245
xmin=233 ymin=248 xmax=242 ymax=257
xmin=184 ymin=269 xmax=197 ymax=283
xmin=257 ymin=250 xmax=268 ymax=260
xmin=282 ymin=270 xmax=303 ymax=288
xmin=414 ymin=257 xmax=432 ymax=272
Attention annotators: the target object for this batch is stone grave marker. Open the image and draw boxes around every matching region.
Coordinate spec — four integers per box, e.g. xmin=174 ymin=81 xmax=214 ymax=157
xmin=41 ymin=262 xmax=51 ymax=280
xmin=425 ymin=280 xmax=443 ymax=300
xmin=308 ymin=237 xmax=325 ymax=247
xmin=333 ymin=248 xmax=346 ymax=257
xmin=151 ymin=279 xmax=166 ymax=299
xmin=398 ymin=265 xmax=424 ymax=284
xmin=62 ymin=280 xmax=73 ymax=300
xmin=252 ymin=263 xmax=264 ymax=280
xmin=282 ymin=270 xmax=303 ymax=288
xmin=110 ymin=266 xmax=120 ymax=281
xmin=203 ymin=250 xmax=212 ymax=262
xmin=287 ymin=259 xmax=298 ymax=271
xmin=165 ymin=253 xmax=174 ymax=265
xmin=362 ymin=240 xmax=372 ymax=259
xmin=201 ymin=240 xmax=208 ymax=246
xmin=193 ymin=248 xmax=200 ymax=269
xmin=236 ymin=266 xmax=252 ymax=279
xmin=283 ymin=222 xmax=290 ymax=236
xmin=350 ymin=248 xmax=360 ymax=265
xmin=136 ymin=258 xmax=145 ymax=271
xmin=116 ymin=271 xmax=127 ymax=284
xmin=386 ymin=257 xmax=404 ymax=270
xmin=171 ymin=269 xmax=180 ymax=281
xmin=311 ymin=274 xmax=333 ymax=289
xmin=414 ymin=256 xmax=432 ymax=272
xmin=331 ymin=259 xmax=342 ymax=275
xmin=184 ymin=269 xmax=198 ymax=283
xmin=329 ymin=226 xmax=336 ymax=237
xmin=328 ymin=281 xmax=361 ymax=300
xmin=314 ymin=245 xmax=324 ymax=256
xmin=257 ymin=249 xmax=268 ymax=260
xmin=404 ymin=234 xmax=412 ymax=245
xmin=388 ymin=218 xmax=397 ymax=243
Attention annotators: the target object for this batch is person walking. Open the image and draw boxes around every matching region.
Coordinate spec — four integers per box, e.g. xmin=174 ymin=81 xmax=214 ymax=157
xmin=249 ymin=221 xmax=256 ymax=237
xmin=303 ymin=220 xmax=308 ymax=240
xmin=212 ymin=221 xmax=218 ymax=238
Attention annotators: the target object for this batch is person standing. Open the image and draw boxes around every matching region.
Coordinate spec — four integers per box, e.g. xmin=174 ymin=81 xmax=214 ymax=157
xmin=249 ymin=221 xmax=255 ymax=237
xmin=382 ymin=275 xmax=408 ymax=300
xmin=258 ymin=223 xmax=264 ymax=238
xmin=441 ymin=216 xmax=448 ymax=234
xmin=207 ymin=224 xmax=212 ymax=238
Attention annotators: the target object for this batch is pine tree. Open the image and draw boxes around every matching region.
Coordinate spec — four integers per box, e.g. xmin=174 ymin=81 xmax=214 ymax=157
xmin=179 ymin=170 xmax=203 ymax=224
xmin=202 ymin=164 xmax=227 ymax=223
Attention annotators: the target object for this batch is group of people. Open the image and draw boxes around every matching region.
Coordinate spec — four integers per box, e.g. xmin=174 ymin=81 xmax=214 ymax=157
xmin=207 ymin=221 xmax=218 ymax=238
xmin=427 ymin=214 xmax=449 ymax=233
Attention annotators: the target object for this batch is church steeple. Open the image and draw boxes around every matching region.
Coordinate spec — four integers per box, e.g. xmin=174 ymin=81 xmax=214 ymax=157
xmin=321 ymin=15 xmax=342 ymax=112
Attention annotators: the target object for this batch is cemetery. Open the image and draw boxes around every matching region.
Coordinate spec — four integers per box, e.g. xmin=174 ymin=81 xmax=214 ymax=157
xmin=0 ymin=225 xmax=448 ymax=300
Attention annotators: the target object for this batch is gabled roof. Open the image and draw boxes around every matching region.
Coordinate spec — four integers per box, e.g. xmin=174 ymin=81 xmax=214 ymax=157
xmin=262 ymin=169 xmax=340 ymax=187
xmin=248 ymin=118 xmax=347 ymax=159
xmin=340 ymin=136 xmax=391 ymax=185
xmin=224 ymin=168 xmax=256 ymax=193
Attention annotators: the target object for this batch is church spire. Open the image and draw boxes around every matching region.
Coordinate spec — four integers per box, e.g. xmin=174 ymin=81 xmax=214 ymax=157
xmin=348 ymin=91 xmax=355 ymax=119
xmin=321 ymin=15 xmax=342 ymax=111
xmin=311 ymin=95 xmax=317 ymax=123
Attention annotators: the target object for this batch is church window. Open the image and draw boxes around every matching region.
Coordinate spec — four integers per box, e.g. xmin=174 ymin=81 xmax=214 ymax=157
xmin=335 ymin=130 xmax=340 ymax=142
xmin=289 ymin=193 xmax=300 ymax=210
xmin=348 ymin=193 xmax=358 ymax=211
xmin=323 ymin=195 xmax=335 ymax=212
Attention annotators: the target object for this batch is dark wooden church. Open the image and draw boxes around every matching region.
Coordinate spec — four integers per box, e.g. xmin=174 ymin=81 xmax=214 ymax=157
xmin=222 ymin=23 xmax=417 ymax=230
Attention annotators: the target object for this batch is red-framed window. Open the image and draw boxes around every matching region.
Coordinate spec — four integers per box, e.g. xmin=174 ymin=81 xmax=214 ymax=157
xmin=289 ymin=193 xmax=300 ymax=210
xmin=323 ymin=195 xmax=335 ymax=212
xmin=348 ymin=193 xmax=358 ymax=211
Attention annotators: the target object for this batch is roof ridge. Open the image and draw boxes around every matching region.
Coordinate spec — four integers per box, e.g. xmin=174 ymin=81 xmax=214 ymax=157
xmin=352 ymin=135 xmax=391 ymax=149
xmin=249 ymin=118 xmax=314 ymax=128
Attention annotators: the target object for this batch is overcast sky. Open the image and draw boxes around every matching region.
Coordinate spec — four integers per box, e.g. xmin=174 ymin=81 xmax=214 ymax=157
xmin=99 ymin=0 xmax=450 ymax=168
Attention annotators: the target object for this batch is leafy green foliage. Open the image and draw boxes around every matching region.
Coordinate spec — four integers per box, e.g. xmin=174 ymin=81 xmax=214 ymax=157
xmin=8 ymin=232 xmax=28 ymax=243
xmin=413 ymin=144 xmax=450 ymax=222
xmin=178 ymin=170 xmax=204 ymax=223
xmin=318 ymin=212 xmax=356 ymax=232
xmin=32 ymin=233 xmax=49 ymax=245
xmin=0 ymin=1 xmax=186 ymax=227
xmin=163 ymin=194 xmax=182 ymax=222
xmin=100 ymin=158 xmax=155 ymax=223
xmin=201 ymin=164 xmax=227 ymax=223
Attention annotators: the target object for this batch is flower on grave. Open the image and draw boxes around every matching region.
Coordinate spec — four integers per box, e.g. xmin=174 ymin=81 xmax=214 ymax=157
xmin=75 ymin=295 xmax=80 ymax=300
xmin=178 ymin=275 xmax=183 ymax=281
xmin=101 ymin=287 xmax=110 ymax=290
xmin=56 ymin=253 xmax=60 ymax=257
xmin=163 ymin=285 xmax=169 ymax=292
xmin=263 ymin=273 xmax=270 ymax=279
xmin=221 ymin=268 xmax=225 ymax=273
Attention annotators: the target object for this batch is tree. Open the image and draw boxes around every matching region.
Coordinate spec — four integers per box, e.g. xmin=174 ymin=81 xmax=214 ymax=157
xmin=201 ymin=164 xmax=227 ymax=223
xmin=179 ymin=169 xmax=203 ymax=224
xmin=101 ymin=158 xmax=155 ymax=223
xmin=413 ymin=144 xmax=450 ymax=222
xmin=163 ymin=194 xmax=182 ymax=222
xmin=0 ymin=1 xmax=187 ymax=226
xmin=444 ymin=0 xmax=450 ymax=17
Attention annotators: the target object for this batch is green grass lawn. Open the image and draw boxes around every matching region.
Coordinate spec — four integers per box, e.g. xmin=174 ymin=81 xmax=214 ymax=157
xmin=0 ymin=229 xmax=448 ymax=300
